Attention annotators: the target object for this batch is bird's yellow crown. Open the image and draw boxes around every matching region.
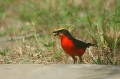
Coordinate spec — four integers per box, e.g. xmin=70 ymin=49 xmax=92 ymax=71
xmin=57 ymin=28 xmax=66 ymax=31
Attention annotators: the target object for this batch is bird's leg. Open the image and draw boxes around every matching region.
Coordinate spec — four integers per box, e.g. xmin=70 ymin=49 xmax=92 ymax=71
xmin=72 ymin=56 xmax=77 ymax=64
xmin=78 ymin=56 xmax=83 ymax=64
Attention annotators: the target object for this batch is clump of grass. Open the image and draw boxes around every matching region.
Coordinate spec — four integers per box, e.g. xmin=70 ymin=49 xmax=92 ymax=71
xmin=92 ymin=55 xmax=118 ymax=65
xmin=87 ymin=1 xmax=120 ymax=66
xmin=0 ymin=28 xmax=14 ymax=37
xmin=0 ymin=0 xmax=8 ymax=20
xmin=85 ymin=0 xmax=120 ymax=51
xmin=0 ymin=0 xmax=120 ymax=65
xmin=19 ymin=0 xmax=83 ymax=27
xmin=51 ymin=51 xmax=62 ymax=61
xmin=0 ymin=49 xmax=7 ymax=56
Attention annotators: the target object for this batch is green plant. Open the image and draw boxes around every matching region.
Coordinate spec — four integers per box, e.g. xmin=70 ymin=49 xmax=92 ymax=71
xmin=106 ymin=56 xmax=118 ymax=65
xmin=0 ymin=49 xmax=7 ymax=56
xmin=85 ymin=0 xmax=120 ymax=51
xmin=51 ymin=51 xmax=62 ymax=61
xmin=0 ymin=0 xmax=8 ymax=20
xmin=0 ymin=27 xmax=14 ymax=37
xmin=92 ymin=56 xmax=118 ymax=65
xmin=92 ymin=56 xmax=103 ymax=65
xmin=0 ymin=0 xmax=119 ymax=64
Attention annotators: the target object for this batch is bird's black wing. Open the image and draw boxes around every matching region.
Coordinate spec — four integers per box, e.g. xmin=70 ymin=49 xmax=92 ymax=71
xmin=72 ymin=38 xmax=95 ymax=49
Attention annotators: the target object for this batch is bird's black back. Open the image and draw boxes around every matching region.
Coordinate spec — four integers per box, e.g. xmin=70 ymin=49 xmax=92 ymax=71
xmin=68 ymin=36 xmax=95 ymax=49
xmin=73 ymin=38 xmax=93 ymax=48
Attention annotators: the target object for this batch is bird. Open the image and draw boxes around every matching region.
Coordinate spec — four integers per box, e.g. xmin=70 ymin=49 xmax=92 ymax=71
xmin=53 ymin=28 xmax=96 ymax=64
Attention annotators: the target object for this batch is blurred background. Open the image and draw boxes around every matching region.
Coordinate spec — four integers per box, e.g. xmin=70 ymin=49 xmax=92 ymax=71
xmin=0 ymin=0 xmax=120 ymax=65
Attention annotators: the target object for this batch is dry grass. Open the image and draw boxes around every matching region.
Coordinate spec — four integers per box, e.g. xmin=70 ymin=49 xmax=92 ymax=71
xmin=0 ymin=0 xmax=120 ymax=65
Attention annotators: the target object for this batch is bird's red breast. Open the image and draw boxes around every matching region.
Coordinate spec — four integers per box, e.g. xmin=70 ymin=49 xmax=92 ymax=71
xmin=59 ymin=34 xmax=85 ymax=56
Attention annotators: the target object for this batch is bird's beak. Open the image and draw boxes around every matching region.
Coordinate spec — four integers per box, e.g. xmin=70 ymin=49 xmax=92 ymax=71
xmin=53 ymin=31 xmax=59 ymax=36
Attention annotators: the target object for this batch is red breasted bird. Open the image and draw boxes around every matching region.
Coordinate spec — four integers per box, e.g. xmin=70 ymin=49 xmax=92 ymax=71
xmin=53 ymin=28 xmax=96 ymax=63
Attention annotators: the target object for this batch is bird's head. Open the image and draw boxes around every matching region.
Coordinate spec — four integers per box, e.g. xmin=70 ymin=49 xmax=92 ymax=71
xmin=53 ymin=28 xmax=71 ymax=38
